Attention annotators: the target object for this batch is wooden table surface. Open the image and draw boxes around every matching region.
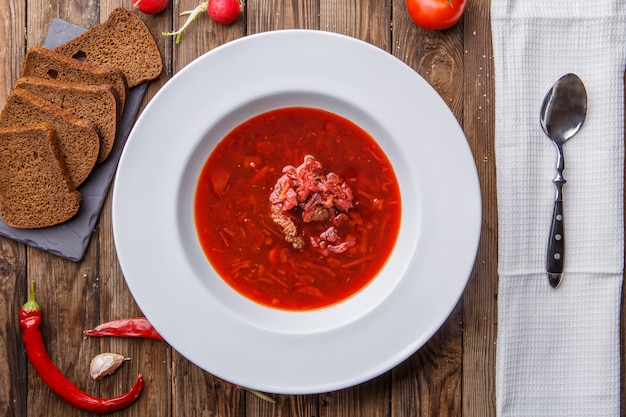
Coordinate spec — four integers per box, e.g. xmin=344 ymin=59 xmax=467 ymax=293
xmin=0 ymin=0 xmax=623 ymax=416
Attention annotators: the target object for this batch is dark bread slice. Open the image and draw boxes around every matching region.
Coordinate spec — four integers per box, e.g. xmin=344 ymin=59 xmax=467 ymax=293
xmin=21 ymin=46 xmax=127 ymax=116
xmin=0 ymin=89 xmax=100 ymax=187
xmin=0 ymin=123 xmax=82 ymax=228
xmin=14 ymin=77 xmax=118 ymax=163
xmin=54 ymin=8 xmax=163 ymax=88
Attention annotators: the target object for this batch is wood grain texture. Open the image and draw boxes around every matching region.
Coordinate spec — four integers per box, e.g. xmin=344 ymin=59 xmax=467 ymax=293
xmin=392 ymin=308 xmax=463 ymax=417
xmin=22 ymin=3 xmax=100 ymax=417
xmin=2 ymin=0 xmax=621 ymax=416
xmin=0 ymin=237 xmax=26 ymax=416
xmin=390 ymin=3 xmax=464 ymax=417
xmin=248 ymin=0 xmax=319 ymax=32
xmin=0 ymin=1 xmax=27 ymax=416
xmin=0 ymin=0 xmax=25 ymax=104
xmin=460 ymin=2 xmax=498 ymax=417
xmin=98 ymin=4 xmax=172 ymax=417
xmin=320 ymin=0 xmax=390 ymax=49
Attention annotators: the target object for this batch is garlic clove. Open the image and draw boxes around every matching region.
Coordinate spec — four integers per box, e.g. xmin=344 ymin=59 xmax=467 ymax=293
xmin=90 ymin=352 xmax=129 ymax=380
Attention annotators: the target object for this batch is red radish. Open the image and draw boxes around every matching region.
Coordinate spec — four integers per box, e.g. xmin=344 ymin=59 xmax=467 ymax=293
xmin=208 ymin=0 xmax=243 ymax=24
xmin=132 ymin=0 xmax=169 ymax=15
xmin=162 ymin=0 xmax=243 ymax=44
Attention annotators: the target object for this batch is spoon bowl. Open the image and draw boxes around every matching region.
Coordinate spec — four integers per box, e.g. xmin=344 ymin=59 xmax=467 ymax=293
xmin=540 ymin=74 xmax=587 ymax=144
xmin=540 ymin=73 xmax=587 ymax=288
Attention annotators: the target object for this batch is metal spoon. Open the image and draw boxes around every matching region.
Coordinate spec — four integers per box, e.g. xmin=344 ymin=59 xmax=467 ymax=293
xmin=539 ymin=73 xmax=587 ymax=288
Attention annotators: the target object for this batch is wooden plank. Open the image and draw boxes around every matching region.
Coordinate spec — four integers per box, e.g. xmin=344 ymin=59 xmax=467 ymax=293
xmin=392 ymin=7 xmax=464 ymax=118
xmin=0 ymin=0 xmax=26 ymax=104
xmin=320 ymin=375 xmax=391 ymax=417
xmin=0 ymin=1 xmax=28 ymax=415
xmin=247 ymin=393 xmax=318 ymax=417
xmin=460 ymin=0 xmax=498 ymax=416
xmin=391 ymin=306 xmax=463 ymax=416
xmin=247 ymin=0 xmax=319 ymax=32
xmin=390 ymin=3 xmax=464 ymax=417
xmin=320 ymin=0 xmax=390 ymax=50
xmin=170 ymin=0 xmax=244 ymax=72
xmin=0 ymin=235 xmax=27 ymax=417
xmin=166 ymin=1 xmax=247 ymax=416
xmin=94 ymin=3 xmax=173 ymax=417
xmin=20 ymin=3 xmax=101 ymax=417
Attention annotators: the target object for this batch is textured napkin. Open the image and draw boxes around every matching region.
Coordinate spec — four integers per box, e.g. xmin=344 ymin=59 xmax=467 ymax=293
xmin=492 ymin=1 xmax=626 ymax=416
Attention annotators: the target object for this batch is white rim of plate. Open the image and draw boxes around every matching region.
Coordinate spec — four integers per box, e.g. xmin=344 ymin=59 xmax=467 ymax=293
xmin=112 ymin=29 xmax=481 ymax=394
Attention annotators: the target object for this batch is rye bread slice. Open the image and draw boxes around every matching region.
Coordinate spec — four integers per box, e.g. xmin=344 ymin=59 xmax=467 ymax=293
xmin=14 ymin=77 xmax=118 ymax=163
xmin=0 ymin=123 xmax=82 ymax=228
xmin=0 ymin=89 xmax=100 ymax=187
xmin=21 ymin=46 xmax=127 ymax=116
xmin=54 ymin=8 xmax=163 ymax=88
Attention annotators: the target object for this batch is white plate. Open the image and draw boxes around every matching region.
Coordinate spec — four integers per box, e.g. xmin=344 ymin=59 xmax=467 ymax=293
xmin=113 ymin=30 xmax=481 ymax=394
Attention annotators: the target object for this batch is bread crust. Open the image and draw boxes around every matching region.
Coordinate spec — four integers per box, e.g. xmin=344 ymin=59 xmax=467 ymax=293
xmin=0 ymin=123 xmax=82 ymax=228
xmin=0 ymin=89 xmax=100 ymax=187
xmin=0 ymin=8 xmax=164 ymax=229
xmin=14 ymin=77 xmax=119 ymax=162
xmin=54 ymin=8 xmax=163 ymax=88
xmin=21 ymin=45 xmax=128 ymax=117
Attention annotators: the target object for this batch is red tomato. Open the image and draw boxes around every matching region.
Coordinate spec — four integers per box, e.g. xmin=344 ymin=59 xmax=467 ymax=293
xmin=406 ymin=0 xmax=466 ymax=31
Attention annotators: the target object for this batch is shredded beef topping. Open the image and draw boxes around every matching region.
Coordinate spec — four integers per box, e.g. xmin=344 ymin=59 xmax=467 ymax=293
xmin=269 ymin=155 xmax=355 ymax=252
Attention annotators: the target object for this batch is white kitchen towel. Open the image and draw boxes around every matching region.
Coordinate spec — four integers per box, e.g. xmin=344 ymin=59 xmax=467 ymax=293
xmin=492 ymin=1 xmax=626 ymax=416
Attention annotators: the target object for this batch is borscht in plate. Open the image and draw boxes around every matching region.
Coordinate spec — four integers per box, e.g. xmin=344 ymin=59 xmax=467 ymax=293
xmin=194 ymin=107 xmax=401 ymax=310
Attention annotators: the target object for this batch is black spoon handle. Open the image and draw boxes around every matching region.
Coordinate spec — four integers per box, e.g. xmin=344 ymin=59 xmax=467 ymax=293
xmin=546 ymin=199 xmax=564 ymax=288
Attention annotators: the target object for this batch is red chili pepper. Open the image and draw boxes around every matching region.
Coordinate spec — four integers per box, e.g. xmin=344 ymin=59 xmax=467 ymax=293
xmin=83 ymin=317 xmax=165 ymax=341
xmin=84 ymin=317 xmax=276 ymax=404
xmin=20 ymin=282 xmax=143 ymax=414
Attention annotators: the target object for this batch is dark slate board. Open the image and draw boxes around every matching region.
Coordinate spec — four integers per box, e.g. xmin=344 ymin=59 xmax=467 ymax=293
xmin=0 ymin=18 xmax=147 ymax=261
